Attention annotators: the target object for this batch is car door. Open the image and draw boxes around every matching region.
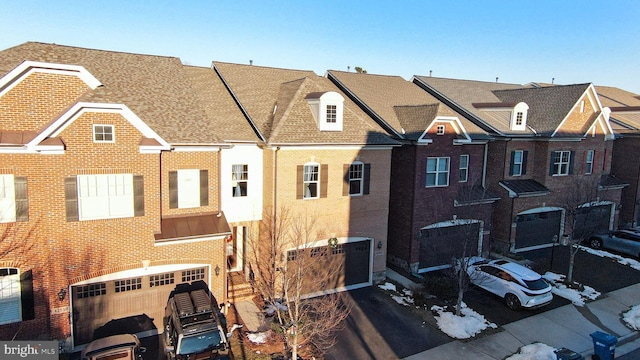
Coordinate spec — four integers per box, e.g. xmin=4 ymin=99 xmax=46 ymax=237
xmin=615 ymin=232 xmax=640 ymax=257
xmin=475 ymin=265 xmax=504 ymax=296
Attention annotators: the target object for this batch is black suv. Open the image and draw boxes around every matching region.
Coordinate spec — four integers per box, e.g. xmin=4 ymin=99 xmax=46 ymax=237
xmin=163 ymin=281 xmax=231 ymax=360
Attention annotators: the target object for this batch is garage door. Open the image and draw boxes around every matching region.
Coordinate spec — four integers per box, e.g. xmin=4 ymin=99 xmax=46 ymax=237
xmin=419 ymin=223 xmax=481 ymax=271
xmin=574 ymin=204 xmax=612 ymax=239
xmin=286 ymin=239 xmax=371 ymax=296
xmin=71 ymin=265 xmax=209 ymax=346
xmin=515 ymin=210 xmax=562 ymax=250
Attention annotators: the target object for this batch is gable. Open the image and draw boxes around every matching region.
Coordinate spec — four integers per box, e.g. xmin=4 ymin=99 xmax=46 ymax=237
xmin=419 ymin=117 xmax=472 ymax=144
xmin=553 ymin=85 xmax=613 ymax=139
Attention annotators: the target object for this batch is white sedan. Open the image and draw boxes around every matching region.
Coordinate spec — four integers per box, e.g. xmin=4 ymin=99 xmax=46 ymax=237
xmin=461 ymin=257 xmax=553 ymax=310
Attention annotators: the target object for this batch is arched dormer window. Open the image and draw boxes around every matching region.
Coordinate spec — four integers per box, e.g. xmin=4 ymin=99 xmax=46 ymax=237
xmin=305 ymin=91 xmax=344 ymax=131
xmin=511 ymin=102 xmax=529 ymax=131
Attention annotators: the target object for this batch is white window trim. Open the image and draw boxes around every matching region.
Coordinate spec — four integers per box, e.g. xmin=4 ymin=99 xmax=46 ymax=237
xmin=0 ymin=268 xmax=21 ymax=325
xmin=303 ymin=163 xmax=320 ymax=199
xmin=513 ymin=150 xmax=524 ymax=176
xmin=459 ymin=155 xmax=469 ymax=182
xmin=426 ymin=157 xmax=450 ymax=187
xmin=0 ymin=174 xmax=16 ymax=223
xmin=177 ymin=169 xmax=201 ymax=208
xmin=77 ymin=174 xmax=134 ymax=220
xmin=349 ymin=161 xmax=364 ymax=196
xmin=93 ymin=124 xmax=115 ymax=143
xmin=553 ymin=151 xmax=571 ymax=176
xmin=585 ymin=150 xmax=594 ymax=175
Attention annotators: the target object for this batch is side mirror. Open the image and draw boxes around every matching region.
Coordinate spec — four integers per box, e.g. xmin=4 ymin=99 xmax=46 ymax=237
xmin=139 ymin=347 xmax=146 ymax=354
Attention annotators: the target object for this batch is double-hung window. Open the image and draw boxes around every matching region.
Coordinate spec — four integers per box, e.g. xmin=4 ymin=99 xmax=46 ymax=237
xmin=348 ymin=162 xmax=364 ymax=196
xmin=303 ymin=163 xmax=319 ymax=199
xmin=459 ymin=155 xmax=469 ymax=182
xmin=585 ymin=150 xmax=594 ymax=175
xmin=426 ymin=157 xmax=450 ymax=187
xmin=77 ymin=174 xmax=134 ymax=220
xmin=512 ymin=150 xmax=523 ymax=176
xmin=232 ymin=164 xmax=248 ymax=197
xmin=0 ymin=175 xmax=16 ymax=223
xmin=552 ymin=151 xmax=571 ymax=176
xmin=0 ymin=268 xmax=20 ymax=325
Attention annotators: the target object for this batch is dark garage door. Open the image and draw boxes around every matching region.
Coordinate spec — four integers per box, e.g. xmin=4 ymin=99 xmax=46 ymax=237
xmin=419 ymin=223 xmax=480 ymax=270
xmin=515 ymin=210 xmax=562 ymax=250
xmin=286 ymin=240 xmax=371 ymax=295
xmin=574 ymin=204 xmax=612 ymax=239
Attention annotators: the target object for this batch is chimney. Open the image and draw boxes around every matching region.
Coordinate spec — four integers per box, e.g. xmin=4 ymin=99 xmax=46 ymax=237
xmin=496 ymin=77 xmax=499 ymax=83
xmin=552 ymin=77 xmax=555 ymax=84
xmin=429 ymin=70 xmax=432 ymax=77
xmin=249 ymin=60 xmax=253 ymax=66
xmin=347 ymin=66 xmax=350 ymax=72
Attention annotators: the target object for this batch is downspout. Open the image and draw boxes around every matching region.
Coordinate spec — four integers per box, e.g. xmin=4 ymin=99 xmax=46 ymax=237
xmin=482 ymin=142 xmax=488 ymax=188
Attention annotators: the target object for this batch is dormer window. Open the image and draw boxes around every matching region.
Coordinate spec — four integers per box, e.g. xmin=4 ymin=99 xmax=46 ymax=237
xmin=93 ymin=124 xmax=114 ymax=142
xmin=305 ymin=91 xmax=344 ymax=131
xmin=436 ymin=125 xmax=445 ymax=135
xmin=510 ymin=102 xmax=529 ymax=131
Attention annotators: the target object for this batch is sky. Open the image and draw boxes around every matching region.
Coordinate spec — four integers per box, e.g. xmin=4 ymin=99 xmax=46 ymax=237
xmin=1 ymin=1 xmax=639 ymax=93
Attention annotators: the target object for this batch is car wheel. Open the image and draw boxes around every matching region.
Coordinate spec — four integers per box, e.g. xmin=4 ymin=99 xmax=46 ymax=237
xmin=505 ymin=293 xmax=521 ymax=310
xmin=589 ymin=238 xmax=602 ymax=250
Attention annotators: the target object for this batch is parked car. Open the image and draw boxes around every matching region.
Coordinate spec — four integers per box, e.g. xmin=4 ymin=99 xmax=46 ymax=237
xmin=587 ymin=230 xmax=640 ymax=258
xmin=81 ymin=334 xmax=145 ymax=360
xmin=459 ymin=257 xmax=553 ymax=310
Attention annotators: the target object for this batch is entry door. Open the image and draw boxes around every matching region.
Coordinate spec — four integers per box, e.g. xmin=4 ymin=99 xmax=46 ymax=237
xmin=227 ymin=226 xmax=245 ymax=272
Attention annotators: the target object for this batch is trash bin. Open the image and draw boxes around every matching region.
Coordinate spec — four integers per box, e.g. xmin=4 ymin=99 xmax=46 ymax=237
xmin=589 ymin=331 xmax=617 ymax=360
xmin=555 ymin=347 xmax=583 ymax=360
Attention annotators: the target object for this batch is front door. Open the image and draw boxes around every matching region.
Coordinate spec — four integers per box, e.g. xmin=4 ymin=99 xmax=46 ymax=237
xmin=227 ymin=226 xmax=245 ymax=272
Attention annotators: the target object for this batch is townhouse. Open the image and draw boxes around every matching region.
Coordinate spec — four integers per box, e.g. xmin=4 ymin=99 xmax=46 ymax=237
xmin=327 ymin=71 xmax=498 ymax=274
xmin=213 ymin=62 xmax=399 ymax=295
xmin=0 ymin=42 xmax=257 ymax=348
xmin=596 ymin=86 xmax=640 ymax=228
xmin=413 ymin=77 xmax=625 ymax=252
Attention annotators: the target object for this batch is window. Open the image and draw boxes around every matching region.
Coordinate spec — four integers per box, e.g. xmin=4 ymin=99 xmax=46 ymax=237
xmin=459 ymin=155 xmax=469 ymax=182
xmin=512 ymin=150 xmax=523 ymax=176
xmin=303 ymin=163 xmax=319 ymax=199
xmin=0 ymin=175 xmax=15 ymax=223
xmin=76 ymin=283 xmax=106 ymax=299
xmin=77 ymin=174 xmax=134 ymax=220
xmin=551 ymin=151 xmax=572 ymax=176
xmin=426 ymin=157 xmax=450 ymax=187
xmin=93 ymin=124 xmax=114 ymax=142
xmin=182 ymin=268 xmax=205 ymax=282
xmin=114 ymin=278 xmax=142 ymax=293
xmin=326 ymin=105 xmax=337 ymax=123
xmin=232 ymin=164 xmax=248 ymax=197
xmin=515 ymin=112 xmax=523 ymax=126
xmin=585 ymin=150 xmax=594 ymax=174
xmin=0 ymin=268 xmax=20 ymax=325
xmin=169 ymin=170 xmax=208 ymax=209
xmin=348 ymin=162 xmax=364 ymax=195
xmin=150 ymin=273 xmax=175 ymax=287
xmin=436 ymin=125 xmax=445 ymax=135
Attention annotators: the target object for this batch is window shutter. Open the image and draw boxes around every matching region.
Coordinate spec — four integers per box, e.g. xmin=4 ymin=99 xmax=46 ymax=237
xmin=569 ymin=151 xmax=575 ymax=174
xmin=549 ymin=152 xmax=555 ymax=176
xmin=509 ymin=151 xmax=515 ymax=176
xmin=421 ymin=158 xmax=427 ymax=187
xmin=363 ymin=164 xmax=371 ymax=195
xmin=20 ymin=270 xmax=34 ymax=321
xmin=522 ymin=151 xmax=528 ymax=175
xmin=134 ymin=175 xmax=144 ymax=217
xmin=342 ymin=164 xmax=349 ymax=196
xmin=296 ymin=165 xmax=304 ymax=199
xmin=64 ymin=177 xmax=79 ymax=222
xmin=14 ymin=177 xmax=28 ymax=222
xmin=169 ymin=171 xmax=178 ymax=208
xmin=320 ymin=164 xmax=328 ymax=198
xmin=200 ymin=170 xmax=209 ymax=206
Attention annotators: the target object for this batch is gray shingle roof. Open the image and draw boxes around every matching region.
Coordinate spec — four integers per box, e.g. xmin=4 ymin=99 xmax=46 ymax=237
xmin=499 ymin=179 xmax=550 ymax=197
xmin=0 ymin=42 xmax=249 ymax=145
xmin=213 ymin=62 xmax=399 ymax=146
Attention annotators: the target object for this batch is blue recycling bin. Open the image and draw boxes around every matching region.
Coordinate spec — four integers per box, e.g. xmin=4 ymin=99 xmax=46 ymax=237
xmin=589 ymin=331 xmax=617 ymax=360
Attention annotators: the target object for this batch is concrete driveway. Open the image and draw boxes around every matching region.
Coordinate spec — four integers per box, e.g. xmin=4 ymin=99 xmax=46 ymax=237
xmin=324 ymin=286 xmax=451 ymax=360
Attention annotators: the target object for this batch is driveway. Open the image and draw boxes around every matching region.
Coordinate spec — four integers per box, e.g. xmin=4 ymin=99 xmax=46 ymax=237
xmin=324 ymin=286 xmax=451 ymax=360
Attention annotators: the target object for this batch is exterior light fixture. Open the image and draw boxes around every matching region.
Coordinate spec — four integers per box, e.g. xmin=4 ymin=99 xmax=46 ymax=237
xmin=58 ymin=288 xmax=67 ymax=301
xmin=215 ymin=265 xmax=221 ymax=277
xmin=328 ymin=237 xmax=338 ymax=249
xmin=377 ymin=241 xmax=383 ymax=250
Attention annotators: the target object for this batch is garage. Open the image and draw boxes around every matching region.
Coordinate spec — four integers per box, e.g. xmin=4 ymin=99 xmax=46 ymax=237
xmin=514 ymin=209 xmax=562 ymax=250
xmin=419 ymin=221 xmax=482 ymax=272
xmin=574 ymin=204 xmax=613 ymax=239
xmin=71 ymin=264 xmax=209 ymax=346
xmin=286 ymin=238 xmax=371 ymax=297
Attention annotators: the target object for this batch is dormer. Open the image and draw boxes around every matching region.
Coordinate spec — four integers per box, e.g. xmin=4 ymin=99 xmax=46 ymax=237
xmin=511 ymin=102 xmax=529 ymax=131
xmin=305 ymin=91 xmax=344 ymax=131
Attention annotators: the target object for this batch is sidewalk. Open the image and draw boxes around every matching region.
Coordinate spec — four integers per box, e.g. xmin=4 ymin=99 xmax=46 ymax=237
xmin=403 ymin=282 xmax=640 ymax=359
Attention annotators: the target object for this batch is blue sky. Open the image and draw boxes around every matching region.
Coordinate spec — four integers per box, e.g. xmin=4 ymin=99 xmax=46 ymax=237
xmin=2 ymin=1 xmax=639 ymax=93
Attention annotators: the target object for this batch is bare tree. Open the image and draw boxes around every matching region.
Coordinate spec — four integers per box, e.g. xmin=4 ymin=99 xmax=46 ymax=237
xmin=558 ymin=176 xmax=602 ymax=285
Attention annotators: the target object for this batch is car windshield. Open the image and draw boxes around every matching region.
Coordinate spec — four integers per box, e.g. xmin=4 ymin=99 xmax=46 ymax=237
xmin=178 ymin=330 xmax=223 ymax=355
xmin=523 ymin=278 xmax=549 ymax=290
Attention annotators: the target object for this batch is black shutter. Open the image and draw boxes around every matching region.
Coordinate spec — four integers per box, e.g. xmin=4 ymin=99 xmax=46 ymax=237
xmin=64 ymin=177 xmax=79 ymax=222
xmin=296 ymin=165 xmax=304 ymax=199
xmin=320 ymin=164 xmax=328 ymax=198
xmin=134 ymin=175 xmax=144 ymax=216
xmin=169 ymin=171 xmax=178 ymax=208
xmin=200 ymin=170 xmax=209 ymax=206
xmin=509 ymin=151 xmax=515 ymax=176
xmin=20 ymin=270 xmax=34 ymax=320
xmin=342 ymin=164 xmax=349 ymax=196
xmin=14 ymin=177 xmax=28 ymax=222
xmin=568 ymin=151 xmax=575 ymax=175
xmin=522 ymin=151 xmax=528 ymax=175
xmin=549 ymin=152 xmax=556 ymax=176
xmin=363 ymin=164 xmax=371 ymax=195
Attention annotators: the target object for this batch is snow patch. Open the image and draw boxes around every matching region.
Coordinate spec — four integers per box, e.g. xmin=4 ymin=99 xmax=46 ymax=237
xmin=430 ymin=302 xmax=497 ymax=339
xmin=580 ymin=245 xmax=640 ymax=271
xmin=378 ymin=282 xmax=397 ymax=292
xmin=542 ymin=272 xmax=600 ymax=306
xmin=623 ymin=304 xmax=640 ymax=330
xmin=505 ymin=343 xmax=557 ymax=360
xmin=247 ymin=331 xmax=269 ymax=344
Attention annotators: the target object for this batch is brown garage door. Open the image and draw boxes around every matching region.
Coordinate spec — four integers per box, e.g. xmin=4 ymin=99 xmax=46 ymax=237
xmin=286 ymin=240 xmax=371 ymax=296
xmin=71 ymin=266 xmax=209 ymax=346
xmin=419 ymin=223 xmax=481 ymax=271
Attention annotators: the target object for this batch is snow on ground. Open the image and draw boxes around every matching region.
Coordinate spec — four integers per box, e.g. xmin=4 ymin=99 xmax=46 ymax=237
xmin=579 ymin=245 xmax=640 ymax=271
xmin=504 ymin=343 xmax=557 ymax=360
xmin=430 ymin=302 xmax=497 ymax=339
xmin=378 ymin=282 xmax=415 ymax=306
xmin=542 ymin=272 xmax=601 ymax=306
xmin=247 ymin=331 xmax=269 ymax=344
xmin=623 ymin=304 xmax=640 ymax=330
